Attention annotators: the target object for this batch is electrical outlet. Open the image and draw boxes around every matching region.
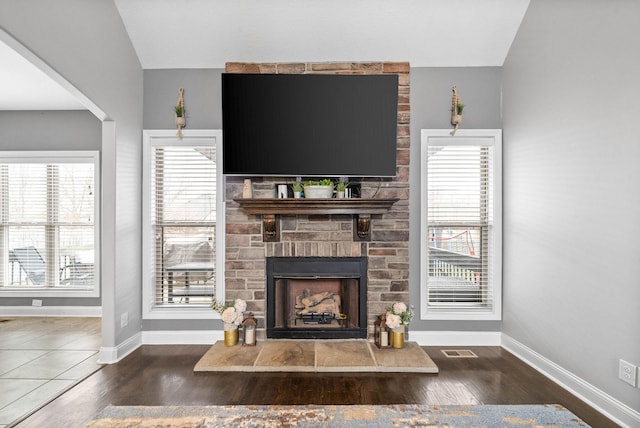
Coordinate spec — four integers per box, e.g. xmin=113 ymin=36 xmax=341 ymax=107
xmin=120 ymin=312 xmax=128 ymax=328
xmin=32 ymin=299 xmax=42 ymax=307
xmin=619 ymin=359 xmax=637 ymax=387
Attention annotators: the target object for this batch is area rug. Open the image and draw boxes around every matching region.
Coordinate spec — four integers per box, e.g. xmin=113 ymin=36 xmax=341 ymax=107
xmin=194 ymin=340 xmax=438 ymax=373
xmin=87 ymin=404 xmax=590 ymax=427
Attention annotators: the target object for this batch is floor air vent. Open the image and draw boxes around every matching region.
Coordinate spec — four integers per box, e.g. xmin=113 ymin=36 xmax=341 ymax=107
xmin=441 ymin=349 xmax=478 ymax=358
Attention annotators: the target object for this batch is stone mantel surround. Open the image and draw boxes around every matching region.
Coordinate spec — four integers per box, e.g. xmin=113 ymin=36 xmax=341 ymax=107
xmin=224 ymin=61 xmax=410 ymax=339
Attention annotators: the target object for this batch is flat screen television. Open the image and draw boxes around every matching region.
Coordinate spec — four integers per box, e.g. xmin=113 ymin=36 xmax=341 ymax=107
xmin=222 ymin=73 xmax=398 ymax=177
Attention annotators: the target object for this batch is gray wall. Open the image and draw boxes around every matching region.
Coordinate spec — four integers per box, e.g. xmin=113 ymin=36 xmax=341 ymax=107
xmin=142 ymin=67 xmax=503 ymax=332
xmin=0 ymin=1 xmax=144 ymax=350
xmin=144 ymin=69 xmax=224 ymax=129
xmin=409 ymin=67 xmax=503 ymax=332
xmin=0 ymin=110 xmax=101 ymax=151
xmin=502 ymin=0 xmax=640 ymax=412
xmin=143 ymin=69 xmax=225 ymax=331
xmin=0 ymin=110 xmax=102 ymax=307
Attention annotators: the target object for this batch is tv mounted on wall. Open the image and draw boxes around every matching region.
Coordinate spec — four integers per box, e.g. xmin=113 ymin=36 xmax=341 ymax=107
xmin=222 ymin=73 xmax=398 ymax=177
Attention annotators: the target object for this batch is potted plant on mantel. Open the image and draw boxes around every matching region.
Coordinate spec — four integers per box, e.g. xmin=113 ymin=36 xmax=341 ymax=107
xmin=292 ymin=177 xmax=303 ymax=199
xmin=336 ymin=176 xmax=349 ymax=198
xmin=303 ymin=178 xmax=335 ymax=199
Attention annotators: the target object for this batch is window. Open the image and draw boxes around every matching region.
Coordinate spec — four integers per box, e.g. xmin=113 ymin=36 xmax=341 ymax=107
xmin=0 ymin=151 xmax=99 ymax=297
xmin=142 ymin=130 xmax=224 ymax=319
xmin=420 ymin=130 xmax=502 ymax=320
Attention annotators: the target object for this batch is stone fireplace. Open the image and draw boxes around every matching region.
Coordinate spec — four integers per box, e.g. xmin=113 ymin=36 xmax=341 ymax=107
xmin=266 ymin=256 xmax=367 ymax=339
xmin=224 ymin=61 xmax=410 ymax=340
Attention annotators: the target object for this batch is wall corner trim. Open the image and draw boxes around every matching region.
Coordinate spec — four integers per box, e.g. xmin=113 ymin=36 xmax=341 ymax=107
xmin=98 ymin=332 xmax=141 ymax=364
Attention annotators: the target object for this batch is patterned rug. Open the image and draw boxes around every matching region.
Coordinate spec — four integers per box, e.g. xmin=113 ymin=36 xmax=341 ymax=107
xmin=87 ymin=404 xmax=590 ymax=427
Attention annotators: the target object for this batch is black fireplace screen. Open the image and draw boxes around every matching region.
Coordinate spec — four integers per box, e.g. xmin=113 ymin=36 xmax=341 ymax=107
xmin=266 ymin=257 xmax=367 ymax=339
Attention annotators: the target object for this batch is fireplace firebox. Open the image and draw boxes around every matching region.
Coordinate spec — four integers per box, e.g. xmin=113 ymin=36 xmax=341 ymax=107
xmin=266 ymin=257 xmax=367 ymax=339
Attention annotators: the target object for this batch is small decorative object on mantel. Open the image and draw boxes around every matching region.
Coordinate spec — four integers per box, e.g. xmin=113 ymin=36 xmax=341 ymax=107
xmin=292 ymin=177 xmax=303 ymax=199
xmin=374 ymin=314 xmax=391 ymax=349
xmin=277 ymin=184 xmax=288 ymax=199
xmin=174 ymin=87 xmax=186 ymax=138
xmin=242 ymin=179 xmax=253 ymax=199
xmin=450 ymin=85 xmax=464 ymax=136
xmin=212 ymin=297 xmax=247 ymax=346
xmin=385 ymin=302 xmax=413 ymax=349
xmin=241 ymin=312 xmax=257 ymax=346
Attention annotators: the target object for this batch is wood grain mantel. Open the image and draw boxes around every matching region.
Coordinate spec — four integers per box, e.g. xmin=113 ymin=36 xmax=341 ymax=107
xmin=233 ymin=198 xmax=398 ymax=215
xmin=233 ymin=198 xmax=399 ymax=241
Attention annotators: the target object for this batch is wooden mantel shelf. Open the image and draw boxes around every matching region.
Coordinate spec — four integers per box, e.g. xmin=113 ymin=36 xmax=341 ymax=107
xmin=233 ymin=198 xmax=398 ymax=215
xmin=233 ymin=198 xmax=399 ymax=242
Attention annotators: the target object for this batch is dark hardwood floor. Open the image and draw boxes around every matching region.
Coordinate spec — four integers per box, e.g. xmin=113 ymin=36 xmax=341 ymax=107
xmin=15 ymin=345 xmax=619 ymax=427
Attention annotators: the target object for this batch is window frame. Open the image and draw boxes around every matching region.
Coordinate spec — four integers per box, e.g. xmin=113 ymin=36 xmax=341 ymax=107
xmin=420 ymin=129 xmax=502 ymax=320
xmin=0 ymin=150 xmax=100 ymax=298
xmin=142 ymin=130 xmax=224 ymax=320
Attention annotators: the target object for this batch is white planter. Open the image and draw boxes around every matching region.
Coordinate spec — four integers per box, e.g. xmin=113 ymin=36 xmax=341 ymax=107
xmin=303 ymin=185 xmax=334 ymax=199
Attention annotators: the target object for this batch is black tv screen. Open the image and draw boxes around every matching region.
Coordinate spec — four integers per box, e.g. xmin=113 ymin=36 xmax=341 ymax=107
xmin=222 ymin=73 xmax=398 ymax=177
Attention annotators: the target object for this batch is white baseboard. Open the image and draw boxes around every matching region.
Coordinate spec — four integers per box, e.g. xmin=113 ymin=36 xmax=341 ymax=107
xmin=501 ymin=333 xmax=639 ymax=428
xmin=98 ymin=330 xmax=222 ymax=364
xmin=98 ymin=332 xmax=141 ymax=364
xmin=411 ymin=330 xmax=502 ymax=346
xmin=142 ymin=330 xmax=223 ymax=345
xmin=0 ymin=306 xmax=102 ymax=317
xmin=136 ymin=330 xmax=499 ymax=347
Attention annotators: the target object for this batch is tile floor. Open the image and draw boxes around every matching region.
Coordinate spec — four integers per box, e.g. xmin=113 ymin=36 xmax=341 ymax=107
xmin=0 ymin=317 xmax=102 ymax=427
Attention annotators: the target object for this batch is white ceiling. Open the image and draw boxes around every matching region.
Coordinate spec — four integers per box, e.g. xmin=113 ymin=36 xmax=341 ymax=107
xmin=0 ymin=40 xmax=86 ymax=110
xmin=1 ymin=0 xmax=530 ymax=110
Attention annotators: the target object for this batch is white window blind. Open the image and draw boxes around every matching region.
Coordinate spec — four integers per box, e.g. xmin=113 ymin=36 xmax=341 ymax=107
xmin=0 ymin=153 xmax=97 ymax=293
xmin=148 ymin=143 xmax=217 ymax=307
xmin=421 ymin=130 xmax=501 ymax=320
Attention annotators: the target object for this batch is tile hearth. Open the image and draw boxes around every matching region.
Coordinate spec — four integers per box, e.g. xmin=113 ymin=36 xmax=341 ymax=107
xmin=194 ymin=340 xmax=438 ymax=373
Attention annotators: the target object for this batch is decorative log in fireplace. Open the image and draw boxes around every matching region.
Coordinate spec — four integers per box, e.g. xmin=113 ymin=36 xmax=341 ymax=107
xmin=266 ymin=256 xmax=367 ymax=339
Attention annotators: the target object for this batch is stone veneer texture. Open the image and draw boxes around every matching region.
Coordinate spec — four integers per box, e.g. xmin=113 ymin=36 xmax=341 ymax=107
xmin=224 ymin=61 xmax=410 ymax=338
